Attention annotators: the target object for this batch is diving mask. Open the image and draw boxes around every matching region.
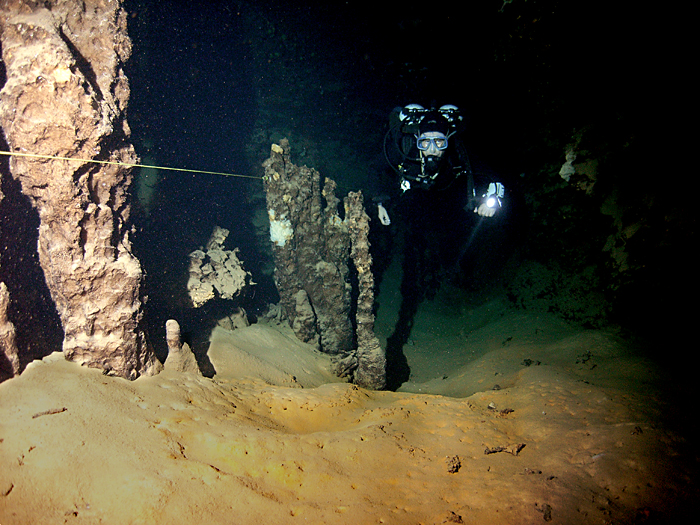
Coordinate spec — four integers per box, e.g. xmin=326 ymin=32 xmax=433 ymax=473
xmin=416 ymin=132 xmax=448 ymax=152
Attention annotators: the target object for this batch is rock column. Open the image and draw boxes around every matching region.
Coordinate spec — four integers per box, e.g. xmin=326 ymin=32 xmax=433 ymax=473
xmin=0 ymin=1 xmax=160 ymax=378
xmin=263 ymin=140 xmax=354 ymax=361
xmin=345 ymin=192 xmax=386 ymax=389
xmin=263 ymin=140 xmax=387 ymax=387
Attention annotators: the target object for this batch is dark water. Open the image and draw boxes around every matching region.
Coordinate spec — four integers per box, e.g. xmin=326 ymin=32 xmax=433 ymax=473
xmin=120 ymin=0 xmax=691 ymax=375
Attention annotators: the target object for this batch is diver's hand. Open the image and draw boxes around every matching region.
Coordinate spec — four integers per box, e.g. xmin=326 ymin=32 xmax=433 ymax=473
xmin=474 ymin=183 xmax=504 ymax=218
xmin=377 ymin=203 xmax=391 ymax=226
xmin=475 ymin=202 xmax=497 ymax=217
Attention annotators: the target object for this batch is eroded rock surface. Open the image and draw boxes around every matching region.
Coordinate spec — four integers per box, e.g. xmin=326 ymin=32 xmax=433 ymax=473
xmin=262 ymin=140 xmax=386 ymax=387
xmin=187 ymin=226 xmax=251 ymax=308
xmin=263 ymin=140 xmax=354 ymax=358
xmin=0 ymin=282 xmax=19 ymax=380
xmin=0 ymin=1 xmax=160 ymax=378
xmin=345 ymin=191 xmax=385 ymax=389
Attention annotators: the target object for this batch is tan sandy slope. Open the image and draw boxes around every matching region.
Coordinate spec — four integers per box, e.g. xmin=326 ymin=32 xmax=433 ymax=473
xmin=0 ymin=315 xmax=695 ymax=524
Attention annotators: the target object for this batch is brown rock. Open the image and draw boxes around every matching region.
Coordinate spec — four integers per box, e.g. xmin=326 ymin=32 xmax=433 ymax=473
xmin=345 ymin=191 xmax=386 ymax=389
xmin=263 ymin=140 xmax=353 ymax=358
xmin=0 ymin=282 xmax=20 ymax=379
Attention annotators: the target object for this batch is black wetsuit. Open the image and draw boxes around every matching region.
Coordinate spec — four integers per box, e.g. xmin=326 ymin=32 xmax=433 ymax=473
xmin=368 ymin=107 xmax=505 ymax=295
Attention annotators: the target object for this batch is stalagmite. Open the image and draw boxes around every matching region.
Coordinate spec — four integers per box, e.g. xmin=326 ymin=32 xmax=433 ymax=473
xmin=263 ymin=139 xmax=354 ymax=362
xmin=263 ymin=140 xmax=386 ymax=387
xmin=165 ymin=319 xmax=182 ymax=354
xmin=345 ymin=192 xmax=386 ymax=390
xmin=163 ymin=319 xmax=200 ymax=375
xmin=0 ymin=1 xmax=160 ymax=378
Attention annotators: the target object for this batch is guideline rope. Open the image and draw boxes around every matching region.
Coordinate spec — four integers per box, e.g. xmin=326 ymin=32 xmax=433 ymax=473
xmin=0 ymin=150 xmax=261 ymax=179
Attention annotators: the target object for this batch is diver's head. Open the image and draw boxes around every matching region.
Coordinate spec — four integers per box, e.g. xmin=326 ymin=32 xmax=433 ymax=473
xmin=418 ymin=131 xmax=446 ymax=180
xmin=416 ymin=111 xmax=449 ymax=160
xmin=417 ymin=131 xmax=448 ymax=158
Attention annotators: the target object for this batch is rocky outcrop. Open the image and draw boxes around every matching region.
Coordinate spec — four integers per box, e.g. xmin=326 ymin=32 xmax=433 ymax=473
xmin=0 ymin=282 xmax=20 ymax=380
xmin=0 ymin=1 xmax=160 ymax=378
xmin=345 ymin=192 xmax=386 ymax=390
xmin=187 ymin=226 xmax=251 ymax=308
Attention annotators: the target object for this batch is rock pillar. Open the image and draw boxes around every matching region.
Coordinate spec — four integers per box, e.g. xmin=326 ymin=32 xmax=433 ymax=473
xmin=263 ymin=139 xmax=354 ymax=361
xmin=263 ymin=140 xmax=387 ymax=387
xmin=163 ymin=319 xmax=200 ymax=375
xmin=345 ymin=192 xmax=386 ymax=389
xmin=0 ymin=1 xmax=160 ymax=378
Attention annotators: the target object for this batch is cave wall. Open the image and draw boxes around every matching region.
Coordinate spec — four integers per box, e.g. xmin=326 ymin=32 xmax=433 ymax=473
xmin=452 ymin=0 xmax=693 ymax=345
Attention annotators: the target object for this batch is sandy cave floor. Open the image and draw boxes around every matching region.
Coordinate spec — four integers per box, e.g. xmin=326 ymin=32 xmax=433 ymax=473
xmin=1 ymin=286 xmax=699 ymax=524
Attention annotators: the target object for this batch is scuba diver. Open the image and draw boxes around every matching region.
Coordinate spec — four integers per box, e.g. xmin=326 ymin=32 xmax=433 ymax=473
xmin=368 ymin=101 xmax=510 ymax=295
xmin=375 ymin=103 xmax=505 ymax=226
xmin=371 ymin=103 xmax=509 ymax=388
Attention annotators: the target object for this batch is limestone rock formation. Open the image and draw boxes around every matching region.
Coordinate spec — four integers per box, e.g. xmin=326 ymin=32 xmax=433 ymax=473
xmin=263 ymin=140 xmax=386 ymax=388
xmin=0 ymin=1 xmax=160 ymax=378
xmin=263 ymin=139 xmax=354 ymax=361
xmin=0 ymin=282 xmax=20 ymax=380
xmin=187 ymin=226 xmax=251 ymax=308
xmin=291 ymin=289 xmax=321 ymax=350
xmin=345 ymin=192 xmax=386 ymax=390
xmin=216 ymin=307 xmax=250 ymax=332
xmin=163 ymin=319 xmax=201 ymax=375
